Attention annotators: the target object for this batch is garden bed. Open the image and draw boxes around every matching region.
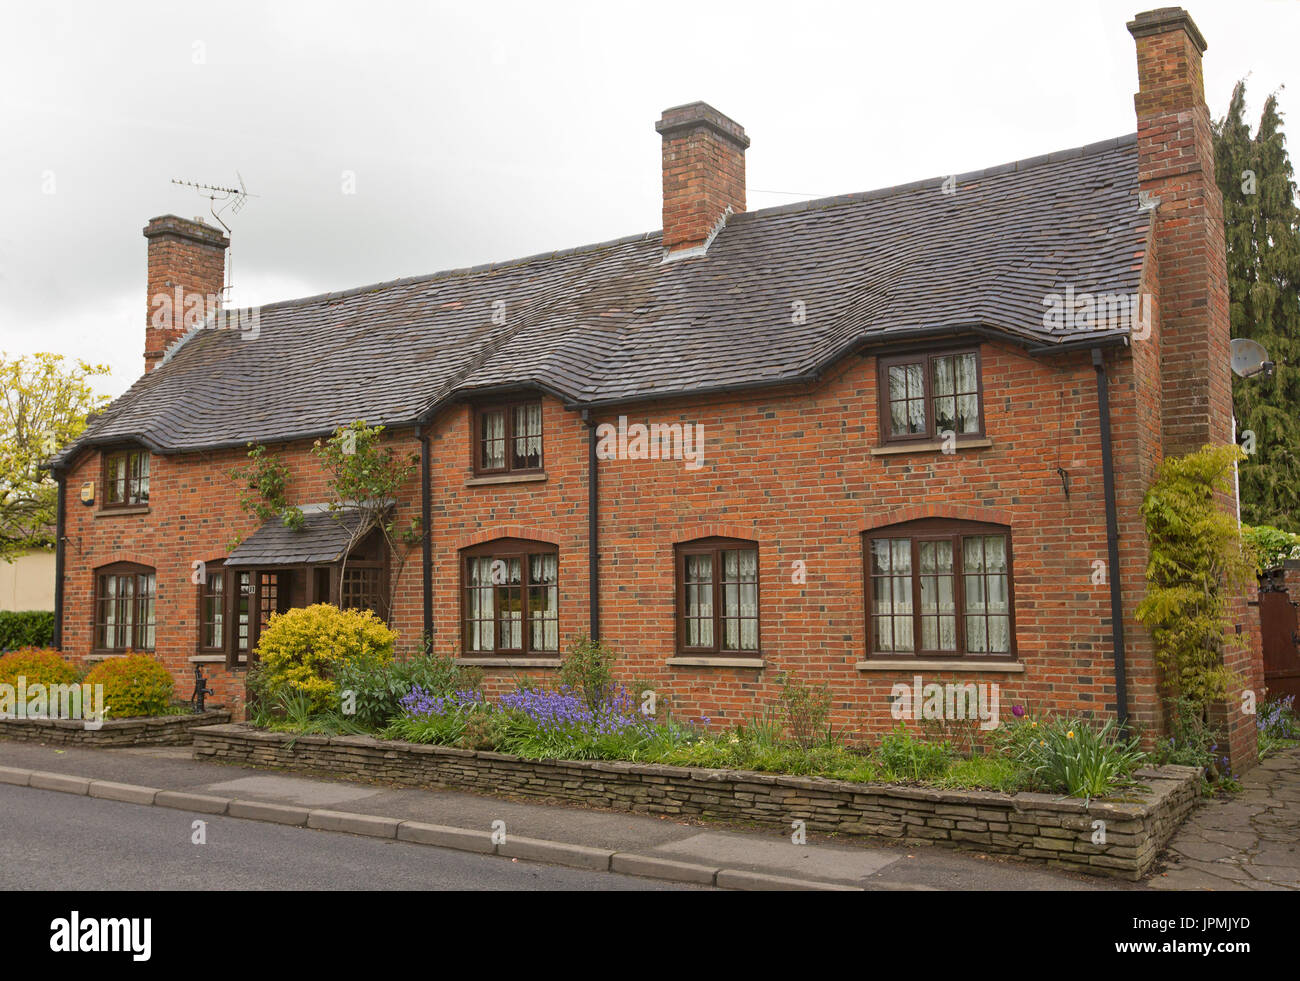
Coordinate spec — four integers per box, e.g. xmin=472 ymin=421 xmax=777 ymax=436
xmin=193 ymin=722 xmax=1201 ymax=879
xmin=0 ymin=710 xmax=230 ymax=747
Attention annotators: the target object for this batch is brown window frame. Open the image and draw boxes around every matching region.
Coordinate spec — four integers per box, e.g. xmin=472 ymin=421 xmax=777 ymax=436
xmin=472 ymin=399 xmax=544 ymax=476
xmin=340 ymin=561 xmax=386 ymax=616
xmin=877 ymin=347 xmax=985 ymax=445
xmin=197 ymin=561 xmax=226 ymax=653
xmin=460 ymin=538 xmax=559 ymax=656
xmin=101 ymin=447 xmax=151 ymax=508
xmin=862 ymin=519 xmax=1017 ymax=660
xmin=227 ymin=567 xmax=254 ymax=668
xmin=93 ymin=562 xmax=157 ymax=652
xmin=675 ymin=537 xmax=761 ymax=655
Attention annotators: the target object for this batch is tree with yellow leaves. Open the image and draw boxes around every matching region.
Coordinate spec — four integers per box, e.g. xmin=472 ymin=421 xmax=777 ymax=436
xmin=0 ymin=353 xmax=111 ymax=560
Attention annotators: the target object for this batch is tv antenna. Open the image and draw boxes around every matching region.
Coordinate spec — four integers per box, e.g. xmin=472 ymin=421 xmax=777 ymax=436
xmin=170 ymin=173 xmax=255 ymax=234
xmin=170 ymin=173 xmax=256 ymax=299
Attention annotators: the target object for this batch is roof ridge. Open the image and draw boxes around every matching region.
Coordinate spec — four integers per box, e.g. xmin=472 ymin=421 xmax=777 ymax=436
xmin=733 ymin=132 xmax=1139 ymax=222
xmin=233 ymin=229 xmax=661 ymax=315
xmin=217 ymin=133 xmax=1136 ymax=318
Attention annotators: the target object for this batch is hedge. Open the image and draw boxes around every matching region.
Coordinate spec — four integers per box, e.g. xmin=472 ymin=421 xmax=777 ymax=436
xmin=0 ymin=611 xmax=55 ymax=652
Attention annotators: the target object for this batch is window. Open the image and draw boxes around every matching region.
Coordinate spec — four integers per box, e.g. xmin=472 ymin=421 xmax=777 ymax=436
xmin=878 ymin=349 xmax=983 ymax=443
xmin=462 ymin=539 xmax=558 ymax=655
xmin=676 ymin=538 xmax=760 ymax=654
xmin=341 ymin=566 xmax=385 ymax=615
xmin=103 ymin=448 xmax=151 ymax=507
xmin=231 ymin=569 xmax=252 ymax=665
xmin=198 ymin=564 xmax=225 ymax=651
xmin=94 ymin=563 xmax=156 ymax=651
xmin=865 ymin=521 xmax=1014 ymax=658
xmin=474 ymin=400 xmax=543 ymax=474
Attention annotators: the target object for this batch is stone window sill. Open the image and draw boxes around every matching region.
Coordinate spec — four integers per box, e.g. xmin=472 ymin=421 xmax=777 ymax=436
xmin=189 ymin=655 xmax=226 ymax=663
xmin=86 ymin=652 xmax=130 ymax=661
xmin=464 ymin=472 xmax=547 ymax=487
xmin=94 ymin=505 xmax=151 ymax=518
xmin=667 ymin=656 xmax=764 ymax=669
xmin=454 ymin=657 xmax=562 ymax=668
xmin=856 ymin=658 xmax=1024 ymax=673
xmin=870 ymin=438 xmax=993 ymax=457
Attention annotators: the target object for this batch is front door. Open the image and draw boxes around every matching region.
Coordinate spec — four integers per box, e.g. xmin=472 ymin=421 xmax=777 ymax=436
xmin=249 ymin=570 xmax=294 ymax=656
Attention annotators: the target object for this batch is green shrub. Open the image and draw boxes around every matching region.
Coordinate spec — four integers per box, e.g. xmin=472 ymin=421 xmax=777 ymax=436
xmin=0 ymin=647 xmax=77 ymax=689
xmin=0 ymin=611 xmax=55 ymax=651
xmin=254 ymin=603 xmax=397 ymax=712
xmin=875 ymin=726 xmax=953 ymax=781
xmin=334 ymin=651 xmax=481 ymax=730
xmin=84 ymin=654 xmax=173 ymax=719
xmin=559 ymin=634 xmax=616 ymax=716
xmin=777 ymin=670 xmax=834 ymax=749
xmin=1242 ymin=524 xmax=1300 ymax=572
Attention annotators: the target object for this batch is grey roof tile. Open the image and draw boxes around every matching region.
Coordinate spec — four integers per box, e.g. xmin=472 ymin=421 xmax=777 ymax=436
xmin=57 ymin=134 xmax=1146 ymax=462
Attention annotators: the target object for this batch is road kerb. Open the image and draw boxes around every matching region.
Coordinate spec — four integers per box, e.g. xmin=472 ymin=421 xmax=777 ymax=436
xmin=229 ymin=799 xmax=311 ymax=826
xmin=716 ymin=868 xmax=865 ymax=891
xmin=89 ymin=780 xmax=158 ymax=805
xmin=29 ymin=771 xmax=91 ymax=795
xmin=612 ymin=853 xmax=720 ymax=885
xmin=307 ymin=809 xmax=401 ymax=838
xmin=0 ymin=765 xmax=32 ymax=787
xmin=397 ymin=821 xmax=496 ymax=853
xmin=498 ymin=835 xmax=614 ymax=871
xmin=154 ymin=790 xmax=231 ymax=815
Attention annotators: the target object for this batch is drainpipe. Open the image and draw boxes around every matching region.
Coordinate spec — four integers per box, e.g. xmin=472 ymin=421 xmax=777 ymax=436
xmin=417 ymin=425 xmax=433 ymax=650
xmin=1091 ymin=347 xmax=1129 ymax=730
xmin=53 ymin=470 xmax=66 ymax=651
xmin=582 ymin=409 xmax=600 ymax=641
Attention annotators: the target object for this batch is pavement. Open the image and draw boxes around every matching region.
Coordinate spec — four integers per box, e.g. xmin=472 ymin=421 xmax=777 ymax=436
xmin=0 ymin=739 xmax=1135 ymax=891
xmin=1149 ymin=746 xmax=1300 ymax=891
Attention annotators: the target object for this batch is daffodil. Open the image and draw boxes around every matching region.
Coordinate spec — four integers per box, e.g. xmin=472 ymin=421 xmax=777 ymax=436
xmin=1067 ymin=731 xmax=1075 ymax=739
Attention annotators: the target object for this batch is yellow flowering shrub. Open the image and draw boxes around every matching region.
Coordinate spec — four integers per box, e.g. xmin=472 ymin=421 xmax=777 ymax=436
xmin=0 ymin=647 xmax=78 ymax=689
xmin=84 ymin=654 xmax=174 ymax=718
xmin=254 ymin=604 xmax=396 ymax=712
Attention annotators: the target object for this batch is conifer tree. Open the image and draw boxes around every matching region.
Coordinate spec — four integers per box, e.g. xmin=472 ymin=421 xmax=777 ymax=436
xmin=1214 ymin=81 xmax=1300 ymax=528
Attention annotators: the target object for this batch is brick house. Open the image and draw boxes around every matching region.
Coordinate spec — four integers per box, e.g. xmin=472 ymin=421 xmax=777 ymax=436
xmin=48 ymin=7 xmax=1263 ymax=769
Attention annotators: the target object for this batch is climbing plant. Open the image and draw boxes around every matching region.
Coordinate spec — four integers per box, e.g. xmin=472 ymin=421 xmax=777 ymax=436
xmin=1136 ymin=444 xmax=1258 ymax=705
xmin=312 ymin=421 xmax=420 ymax=619
xmin=230 ymin=443 xmax=304 ymax=532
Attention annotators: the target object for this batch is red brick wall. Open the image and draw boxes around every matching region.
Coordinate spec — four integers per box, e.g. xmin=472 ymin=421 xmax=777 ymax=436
xmin=421 ymin=341 xmax=1158 ymax=744
xmin=59 ymin=431 xmax=424 ymax=714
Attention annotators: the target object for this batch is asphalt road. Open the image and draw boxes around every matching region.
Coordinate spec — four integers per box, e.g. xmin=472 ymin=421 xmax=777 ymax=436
xmin=0 ymin=785 xmax=706 ymax=891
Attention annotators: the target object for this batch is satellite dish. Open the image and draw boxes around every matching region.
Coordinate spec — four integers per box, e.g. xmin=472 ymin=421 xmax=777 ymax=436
xmin=1230 ymin=337 xmax=1274 ymax=378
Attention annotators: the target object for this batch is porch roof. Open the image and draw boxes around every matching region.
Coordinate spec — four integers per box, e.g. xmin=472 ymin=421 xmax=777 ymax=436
xmin=224 ymin=504 xmax=374 ymax=568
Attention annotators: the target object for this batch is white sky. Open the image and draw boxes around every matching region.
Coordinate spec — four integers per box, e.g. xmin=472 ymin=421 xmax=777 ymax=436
xmin=1 ymin=0 xmax=1295 ymax=399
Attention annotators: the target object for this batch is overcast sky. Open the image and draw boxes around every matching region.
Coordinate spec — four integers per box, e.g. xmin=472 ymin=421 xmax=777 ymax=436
xmin=1 ymin=0 xmax=1295 ymax=398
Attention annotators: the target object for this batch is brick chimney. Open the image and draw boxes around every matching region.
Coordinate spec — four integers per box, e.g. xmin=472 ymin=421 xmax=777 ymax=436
xmin=1127 ymin=7 xmax=1232 ymax=454
xmin=142 ymin=215 xmax=229 ymax=373
xmin=656 ymin=102 xmax=749 ymax=259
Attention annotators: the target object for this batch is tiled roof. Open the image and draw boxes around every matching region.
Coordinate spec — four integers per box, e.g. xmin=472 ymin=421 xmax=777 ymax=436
xmin=224 ymin=505 xmax=374 ymax=567
xmin=56 ymin=134 xmax=1147 ymax=464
